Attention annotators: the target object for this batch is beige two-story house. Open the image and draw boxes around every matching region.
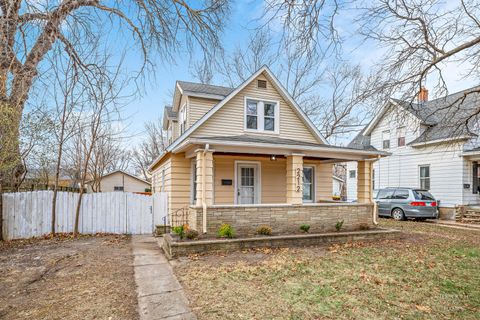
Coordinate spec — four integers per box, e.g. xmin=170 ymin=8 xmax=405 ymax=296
xmin=149 ymin=66 xmax=386 ymax=236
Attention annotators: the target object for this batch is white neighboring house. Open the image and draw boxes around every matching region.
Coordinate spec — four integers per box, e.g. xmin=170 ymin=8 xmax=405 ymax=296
xmin=332 ymin=176 xmax=344 ymax=198
xmin=346 ymin=87 xmax=480 ymax=220
xmin=87 ymin=170 xmax=151 ymax=193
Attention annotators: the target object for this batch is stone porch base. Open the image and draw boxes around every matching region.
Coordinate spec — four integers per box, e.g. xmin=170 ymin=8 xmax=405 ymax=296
xmin=189 ymin=203 xmax=375 ymax=236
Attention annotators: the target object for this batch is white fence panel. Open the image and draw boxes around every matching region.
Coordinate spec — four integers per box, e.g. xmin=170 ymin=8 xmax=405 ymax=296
xmin=2 ymin=191 xmax=168 ymax=240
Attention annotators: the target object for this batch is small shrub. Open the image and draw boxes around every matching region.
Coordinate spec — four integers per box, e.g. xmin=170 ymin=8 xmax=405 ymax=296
xmin=335 ymin=220 xmax=344 ymax=232
xmin=256 ymin=225 xmax=272 ymax=236
xmin=172 ymin=224 xmax=189 ymax=239
xmin=185 ymin=229 xmax=199 ymax=240
xmin=359 ymin=223 xmax=370 ymax=231
xmin=300 ymin=224 xmax=311 ymax=233
xmin=217 ymin=223 xmax=235 ymax=238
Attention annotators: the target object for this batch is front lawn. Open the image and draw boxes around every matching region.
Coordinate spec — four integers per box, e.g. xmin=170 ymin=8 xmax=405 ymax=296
xmin=174 ymin=219 xmax=480 ymax=319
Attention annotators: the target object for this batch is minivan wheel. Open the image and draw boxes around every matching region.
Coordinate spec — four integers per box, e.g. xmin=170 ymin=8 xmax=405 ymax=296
xmin=392 ymin=208 xmax=405 ymax=221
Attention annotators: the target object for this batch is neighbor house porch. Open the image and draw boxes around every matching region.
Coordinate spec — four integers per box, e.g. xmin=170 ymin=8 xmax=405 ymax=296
xmin=164 ymin=136 xmax=384 ymax=236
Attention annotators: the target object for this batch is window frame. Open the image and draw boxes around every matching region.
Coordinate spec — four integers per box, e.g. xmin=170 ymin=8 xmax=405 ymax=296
xmin=349 ymin=170 xmax=356 ymax=179
xmin=302 ymin=165 xmax=315 ymax=203
xmin=179 ymin=103 xmax=187 ymax=134
xmin=419 ymin=165 xmax=430 ymax=190
xmin=397 ymin=126 xmax=406 ymax=147
xmin=244 ymin=96 xmax=280 ymax=134
xmin=382 ymin=130 xmax=391 ymax=149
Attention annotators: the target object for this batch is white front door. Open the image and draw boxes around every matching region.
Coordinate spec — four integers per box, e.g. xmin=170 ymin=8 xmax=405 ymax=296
xmin=237 ymin=164 xmax=258 ymax=204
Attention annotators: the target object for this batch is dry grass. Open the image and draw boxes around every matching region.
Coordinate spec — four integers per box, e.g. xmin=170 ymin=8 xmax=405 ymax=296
xmin=175 ymin=219 xmax=480 ymax=320
xmin=0 ymin=235 xmax=139 ymax=320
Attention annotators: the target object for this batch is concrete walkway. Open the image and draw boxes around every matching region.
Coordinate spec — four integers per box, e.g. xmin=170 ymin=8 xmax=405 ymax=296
xmin=426 ymin=220 xmax=480 ymax=232
xmin=132 ymin=235 xmax=196 ymax=320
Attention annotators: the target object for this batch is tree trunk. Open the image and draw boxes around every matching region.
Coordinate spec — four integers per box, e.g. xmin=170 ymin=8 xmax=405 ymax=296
xmin=0 ymin=102 xmax=25 ymax=189
xmin=73 ymin=187 xmax=84 ymax=236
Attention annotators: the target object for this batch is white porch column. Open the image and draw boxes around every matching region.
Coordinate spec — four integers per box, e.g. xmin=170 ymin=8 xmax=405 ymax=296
xmin=357 ymin=160 xmax=373 ymax=203
xmin=286 ymin=154 xmax=304 ymax=204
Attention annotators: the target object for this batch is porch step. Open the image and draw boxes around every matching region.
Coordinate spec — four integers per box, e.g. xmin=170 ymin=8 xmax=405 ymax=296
xmin=456 ymin=209 xmax=480 ymax=224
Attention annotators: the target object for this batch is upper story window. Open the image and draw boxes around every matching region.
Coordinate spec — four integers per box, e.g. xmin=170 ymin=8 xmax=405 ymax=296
xmin=397 ymin=126 xmax=406 ymax=147
xmin=382 ymin=130 xmax=390 ymax=149
xmin=179 ymin=105 xmax=187 ymax=134
xmin=244 ymin=98 xmax=279 ymax=133
xmin=349 ymin=170 xmax=356 ymax=178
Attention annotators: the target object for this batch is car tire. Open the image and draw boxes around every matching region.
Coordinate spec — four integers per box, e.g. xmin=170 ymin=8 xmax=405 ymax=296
xmin=392 ymin=208 xmax=405 ymax=221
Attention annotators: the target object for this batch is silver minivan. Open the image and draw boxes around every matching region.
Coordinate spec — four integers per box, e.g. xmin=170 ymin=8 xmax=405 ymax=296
xmin=375 ymin=188 xmax=439 ymax=220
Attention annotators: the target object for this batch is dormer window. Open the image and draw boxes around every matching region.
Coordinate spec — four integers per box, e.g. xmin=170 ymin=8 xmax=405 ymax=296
xmin=244 ymin=98 xmax=279 ymax=133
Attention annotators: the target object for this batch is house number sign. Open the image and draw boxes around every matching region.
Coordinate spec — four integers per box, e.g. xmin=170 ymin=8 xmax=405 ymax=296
xmin=296 ymin=167 xmax=302 ymax=192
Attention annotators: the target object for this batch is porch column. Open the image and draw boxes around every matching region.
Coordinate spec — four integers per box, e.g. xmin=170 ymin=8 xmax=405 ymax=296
xmin=195 ymin=149 xmax=214 ymax=207
xmin=357 ymin=160 xmax=373 ymax=203
xmin=286 ymin=154 xmax=303 ymax=204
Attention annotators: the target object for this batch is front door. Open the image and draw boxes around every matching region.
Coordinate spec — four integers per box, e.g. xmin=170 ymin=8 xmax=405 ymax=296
xmin=237 ymin=164 xmax=258 ymax=204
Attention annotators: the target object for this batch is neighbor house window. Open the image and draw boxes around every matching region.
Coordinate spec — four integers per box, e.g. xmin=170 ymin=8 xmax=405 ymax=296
xmin=349 ymin=170 xmax=356 ymax=179
xmin=179 ymin=105 xmax=187 ymax=134
xmin=382 ymin=130 xmax=390 ymax=149
xmin=419 ymin=165 xmax=430 ymax=190
xmin=303 ymin=166 xmax=315 ymax=202
xmin=244 ymin=98 xmax=279 ymax=133
xmin=473 ymin=162 xmax=480 ymax=194
xmin=114 ymin=186 xmax=124 ymax=191
xmin=397 ymin=127 xmax=406 ymax=147
xmin=372 ymin=169 xmax=375 ymax=190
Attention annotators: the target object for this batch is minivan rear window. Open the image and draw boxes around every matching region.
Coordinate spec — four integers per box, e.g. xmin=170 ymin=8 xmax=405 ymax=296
xmin=413 ymin=190 xmax=435 ymax=201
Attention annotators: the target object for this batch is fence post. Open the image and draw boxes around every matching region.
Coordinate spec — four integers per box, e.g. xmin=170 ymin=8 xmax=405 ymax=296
xmin=0 ymin=184 xmax=3 ymax=241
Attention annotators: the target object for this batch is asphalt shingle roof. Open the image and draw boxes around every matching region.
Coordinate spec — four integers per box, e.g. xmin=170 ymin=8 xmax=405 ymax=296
xmin=349 ymin=86 xmax=480 ymax=149
xmin=177 ymin=81 xmax=234 ymax=97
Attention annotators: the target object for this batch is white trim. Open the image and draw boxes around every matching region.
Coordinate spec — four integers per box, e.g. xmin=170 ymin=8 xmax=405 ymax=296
xmin=234 ymin=160 xmax=262 ymax=205
xmin=182 ymin=91 xmax=226 ymax=100
xmin=243 ymin=96 xmax=280 ymax=134
xmin=302 ymin=165 xmax=315 ymax=203
xmin=190 ymin=159 xmax=197 ymax=205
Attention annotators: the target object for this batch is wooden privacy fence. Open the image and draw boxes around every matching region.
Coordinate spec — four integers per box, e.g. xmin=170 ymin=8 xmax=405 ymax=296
xmin=2 ymin=191 xmax=168 ymax=240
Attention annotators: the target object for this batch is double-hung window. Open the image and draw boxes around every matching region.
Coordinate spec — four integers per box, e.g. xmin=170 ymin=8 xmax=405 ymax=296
xmin=397 ymin=127 xmax=406 ymax=147
xmin=382 ymin=130 xmax=390 ymax=149
xmin=419 ymin=165 xmax=430 ymax=190
xmin=302 ymin=166 xmax=315 ymax=202
xmin=245 ymin=98 xmax=279 ymax=133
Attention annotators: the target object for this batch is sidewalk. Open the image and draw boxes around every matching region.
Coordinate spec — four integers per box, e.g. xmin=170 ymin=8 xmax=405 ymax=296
xmin=427 ymin=219 xmax=480 ymax=232
xmin=132 ymin=235 xmax=196 ymax=320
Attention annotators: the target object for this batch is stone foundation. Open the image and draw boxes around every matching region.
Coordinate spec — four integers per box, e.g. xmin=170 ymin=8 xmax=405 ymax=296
xmin=188 ymin=203 xmax=374 ymax=236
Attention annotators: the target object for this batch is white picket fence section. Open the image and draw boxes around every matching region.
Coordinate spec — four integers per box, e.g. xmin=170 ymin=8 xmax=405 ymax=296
xmin=2 ymin=191 xmax=168 ymax=240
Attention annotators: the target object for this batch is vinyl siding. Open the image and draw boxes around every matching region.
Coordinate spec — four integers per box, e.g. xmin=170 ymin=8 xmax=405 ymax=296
xmin=188 ymin=96 xmax=220 ymax=126
xmin=98 ymin=172 xmax=150 ymax=193
xmin=347 ymin=107 xmax=473 ymax=207
xmin=191 ymin=73 xmax=320 ymax=143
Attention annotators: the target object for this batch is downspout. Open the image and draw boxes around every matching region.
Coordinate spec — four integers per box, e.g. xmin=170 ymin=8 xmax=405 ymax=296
xmin=368 ymin=156 xmax=381 ymax=226
xmin=202 ymin=144 xmax=210 ymax=234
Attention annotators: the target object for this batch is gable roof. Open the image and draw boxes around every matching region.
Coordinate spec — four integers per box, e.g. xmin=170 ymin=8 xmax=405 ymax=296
xmin=350 ymin=86 xmax=480 ymax=150
xmin=167 ymin=66 xmax=327 ymax=151
xmin=162 ymin=106 xmax=177 ymax=130
xmin=96 ymin=170 xmax=150 ymax=185
xmin=149 ymin=66 xmax=329 ymax=170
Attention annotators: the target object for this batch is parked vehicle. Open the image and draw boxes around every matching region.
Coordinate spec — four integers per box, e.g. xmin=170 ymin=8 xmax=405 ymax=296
xmin=375 ymin=188 xmax=439 ymax=220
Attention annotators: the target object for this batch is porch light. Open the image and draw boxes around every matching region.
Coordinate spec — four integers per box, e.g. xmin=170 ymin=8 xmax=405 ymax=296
xmin=270 ymin=155 xmax=276 ymax=161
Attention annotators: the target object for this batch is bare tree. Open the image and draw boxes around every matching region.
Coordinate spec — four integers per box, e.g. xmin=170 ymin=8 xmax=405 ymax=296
xmin=132 ymin=118 xmax=167 ymax=181
xmin=89 ymin=127 xmax=130 ymax=192
xmin=0 ymin=0 xmax=231 ymax=188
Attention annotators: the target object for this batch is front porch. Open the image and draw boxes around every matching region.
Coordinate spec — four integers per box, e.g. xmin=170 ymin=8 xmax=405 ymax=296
xmin=167 ymin=138 xmax=381 ymax=235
